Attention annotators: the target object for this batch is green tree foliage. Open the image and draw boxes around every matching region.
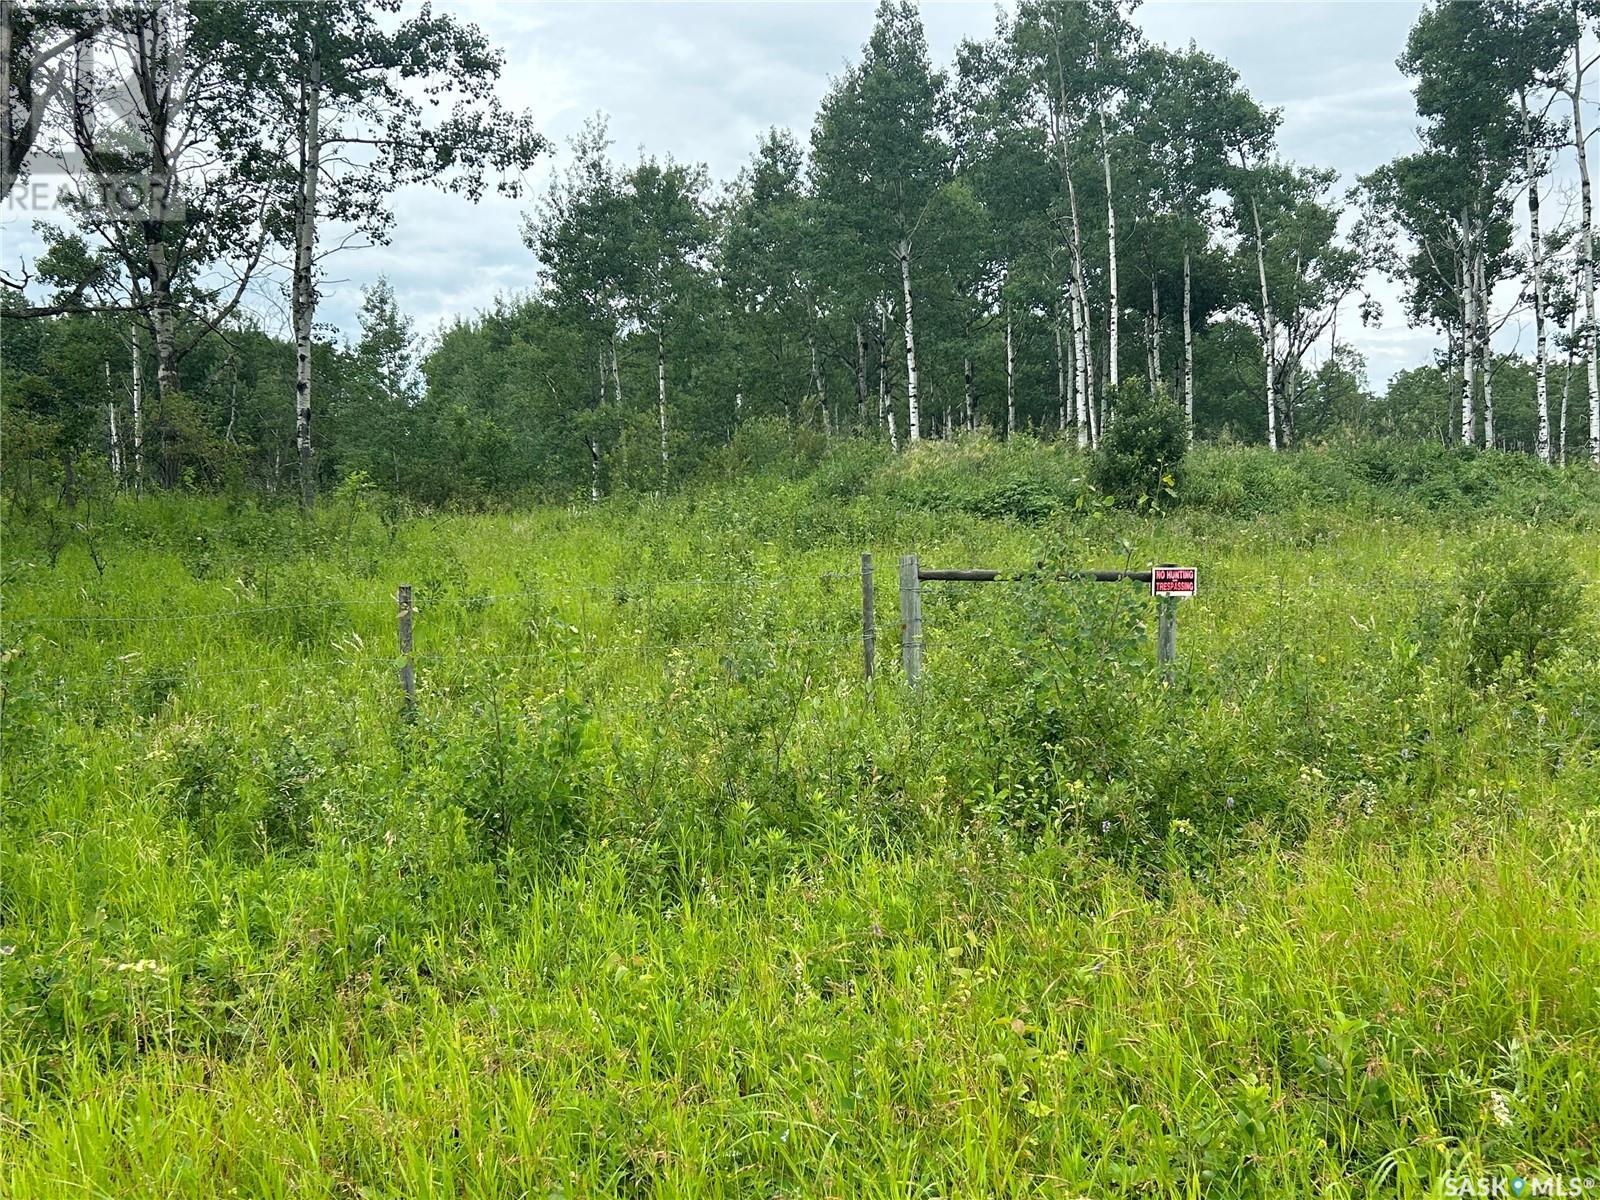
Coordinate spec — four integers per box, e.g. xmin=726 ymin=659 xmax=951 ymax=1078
xmin=1090 ymin=378 xmax=1187 ymax=508
xmin=8 ymin=0 xmax=1599 ymax=513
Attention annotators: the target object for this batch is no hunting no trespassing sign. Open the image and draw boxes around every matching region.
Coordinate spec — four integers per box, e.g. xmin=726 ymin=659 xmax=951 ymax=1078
xmin=1151 ymin=566 xmax=1197 ymax=599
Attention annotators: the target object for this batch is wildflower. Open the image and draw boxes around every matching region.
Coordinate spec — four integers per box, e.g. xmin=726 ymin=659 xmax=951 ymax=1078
xmin=1100 ymin=819 xmax=1111 ymax=834
xmin=1489 ymin=1090 xmax=1514 ymax=1128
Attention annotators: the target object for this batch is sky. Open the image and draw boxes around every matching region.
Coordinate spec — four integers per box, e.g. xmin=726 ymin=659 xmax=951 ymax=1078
xmin=4 ymin=0 xmax=1579 ymax=389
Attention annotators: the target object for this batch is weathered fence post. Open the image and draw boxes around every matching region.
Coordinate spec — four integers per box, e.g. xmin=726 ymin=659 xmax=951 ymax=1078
xmin=1156 ymin=595 xmax=1177 ymax=683
xmin=898 ymin=553 xmax=922 ymax=686
xmin=861 ymin=552 xmax=875 ymax=683
xmin=397 ymin=584 xmax=416 ymax=719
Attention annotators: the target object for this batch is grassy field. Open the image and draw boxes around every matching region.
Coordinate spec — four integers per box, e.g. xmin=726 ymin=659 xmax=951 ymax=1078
xmin=3 ymin=439 xmax=1599 ymax=1197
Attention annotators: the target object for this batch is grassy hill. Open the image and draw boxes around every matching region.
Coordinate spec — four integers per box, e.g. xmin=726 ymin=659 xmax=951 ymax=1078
xmin=3 ymin=440 xmax=1598 ymax=1196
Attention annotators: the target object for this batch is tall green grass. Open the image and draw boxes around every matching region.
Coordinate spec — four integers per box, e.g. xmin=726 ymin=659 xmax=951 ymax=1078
xmin=2 ymin=442 xmax=1597 ymax=1197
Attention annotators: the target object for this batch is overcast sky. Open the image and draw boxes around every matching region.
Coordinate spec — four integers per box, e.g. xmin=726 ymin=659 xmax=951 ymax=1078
xmin=6 ymin=0 xmax=1584 ymax=388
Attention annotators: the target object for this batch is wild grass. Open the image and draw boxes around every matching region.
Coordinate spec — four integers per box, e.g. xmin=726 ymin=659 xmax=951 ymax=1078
xmin=2 ymin=441 xmax=1598 ymax=1197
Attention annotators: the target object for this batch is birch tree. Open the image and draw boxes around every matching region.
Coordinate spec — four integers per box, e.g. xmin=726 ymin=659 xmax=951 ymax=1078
xmin=245 ymin=0 xmax=547 ymax=507
xmin=525 ymin=118 xmax=630 ymax=495
xmin=812 ymin=0 xmax=949 ymax=444
xmin=618 ymin=154 xmax=711 ymax=487
xmin=1128 ymin=45 xmax=1255 ymax=435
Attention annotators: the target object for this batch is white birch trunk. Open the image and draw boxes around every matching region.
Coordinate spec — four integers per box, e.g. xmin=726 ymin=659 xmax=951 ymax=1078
xmin=657 ymin=328 xmax=668 ymax=485
xmin=1572 ymin=47 xmax=1600 ymax=464
xmin=1100 ymin=114 xmax=1119 ymax=391
xmin=1460 ymin=242 xmax=1476 ymax=446
xmin=1562 ymin=298 xmax=1578 ymax=466
xmin=291 ymin=47 xmax=322 ymax=508
xmin=1251 ymin=195 xmax=1277 ymax=451
xmin=1478 ymin=247 xmax=1494 ymax=449
xmin=1068 ymin=280 xmax=1089 ymax=448
xmin=1523 ymin=98 xmax=1550 ymax=461
xmin=1066 ymin=173 xmax=1095 ymax=439
xmin=106 ymin=361 xmax=122 ymax=482
xmin=1005 ymin=300 xmax=1016 ymax=438
xmin=1183 ymin=246 xmax=1195 ymax=438
xmin=1054 ymin=317 xmax=1066 ymax=434
xmin=898 ymin=239 xmax=920 ymax=441
xmin=1150 ymin=274 xmax=1162 ymax=384
xmin=878 ymin=300 xmax=890 ymax=438
xmin=130 ymin=321 xmax=144 ymax=494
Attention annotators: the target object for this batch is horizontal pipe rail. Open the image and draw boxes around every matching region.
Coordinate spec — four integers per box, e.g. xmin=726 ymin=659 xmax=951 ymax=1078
xmin=917 ymin=567 xmax=1156 ymax=584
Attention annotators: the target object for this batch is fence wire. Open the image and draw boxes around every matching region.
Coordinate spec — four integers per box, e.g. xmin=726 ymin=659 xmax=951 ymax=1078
xmin=6 ymin=561 xmax=1594 ymax=716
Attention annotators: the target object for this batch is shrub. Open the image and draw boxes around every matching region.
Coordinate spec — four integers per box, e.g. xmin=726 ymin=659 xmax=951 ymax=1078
xmin=1452 ymin=534 xmax=1583 ymax=685
xmin=1090 ymin=380 xmax=1186 ymax=509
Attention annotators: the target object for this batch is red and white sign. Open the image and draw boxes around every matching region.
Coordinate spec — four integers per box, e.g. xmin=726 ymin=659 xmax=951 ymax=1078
xmin=1151 ymin=566 xmax=1197 ymax=598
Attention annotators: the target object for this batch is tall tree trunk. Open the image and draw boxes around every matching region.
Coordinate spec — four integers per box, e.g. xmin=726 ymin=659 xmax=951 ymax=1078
xmin=1478 ymin=246 xmax=1494 ymax=449
xmin=1100 ymin=113 xmax=1119 ymax=391
xmin=1572 ymin=38 xmax=1600 ymax=464
xmin=656 ymin=328 xmax=668 ymax=487
xmin=1183 ymin=246 xmax=1195 ymax=438
xmin=964 ymin=354 xmax=975 ymax=432
xmin=1459 ymin=244 xmax=1475 ymax=446
xmin=291 ymin=46 xmax=322 ymax=509
xmin=1068 ymin=279 xmax=1089 ymax=448
xmin=585 ymin=435 xmax=599 ymax=503
xmin=1005 ymin=298 xmax=1016 ymax=438
xmin=106 ymin=361 xmax=122 ymax=482
xmin=130 ymin=320 xmax=144 ymax=494
xmin=854 ymin=320 xmax=868 ymax=432
xmin=1065 ymin=173 xmax=1095 ymax=437
xmin=1150 ymin=274 xmax=1162 ymax=384
xmin=898 ymin=238 xmax=920 ymax=441
xmin=883 ymin=296 xmax=896 ymax=441
xmin=610 ymin=338 xmax=622 ymax=410
xmin=1520 ymin=92 xmax=1546 ymax=460
xmin=1562 ymin=297 xmax=1578 ymax=466
xmin=1054 ymin=315 xmax=1066 ymax=434
xmin=1250 ymin=195 xmax=1277 ymax=451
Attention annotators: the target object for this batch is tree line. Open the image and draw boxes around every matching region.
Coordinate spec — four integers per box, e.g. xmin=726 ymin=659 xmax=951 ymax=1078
xmin=4 ymin=0 xmax=1599 ymax=511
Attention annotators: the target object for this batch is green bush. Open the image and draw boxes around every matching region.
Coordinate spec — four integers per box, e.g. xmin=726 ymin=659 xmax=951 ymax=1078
xmin=1091 ymin=380 xmax=1187 ymax=510
xmin=1452 ymin=535 xmax=1584 ymax=685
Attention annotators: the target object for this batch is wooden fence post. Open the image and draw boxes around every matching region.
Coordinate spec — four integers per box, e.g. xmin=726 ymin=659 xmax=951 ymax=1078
xmin=899 ymin=553 xmax=922 ymax=686
xmin=1156 ymin=595 xmax=1177 ymax=683
xmin=861 ymin=552 xmax=875 ymax=683
xmin=397 ymin=584 xmax=416 ymax=719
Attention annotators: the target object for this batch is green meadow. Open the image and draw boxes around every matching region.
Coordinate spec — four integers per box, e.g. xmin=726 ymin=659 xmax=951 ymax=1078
xmin=3 ymin=439 xmax=1599 ymax=1197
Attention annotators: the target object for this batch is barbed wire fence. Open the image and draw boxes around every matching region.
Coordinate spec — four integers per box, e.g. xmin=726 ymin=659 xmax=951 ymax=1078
xmin=4 ymin=555 xmax=1593 ymax=717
